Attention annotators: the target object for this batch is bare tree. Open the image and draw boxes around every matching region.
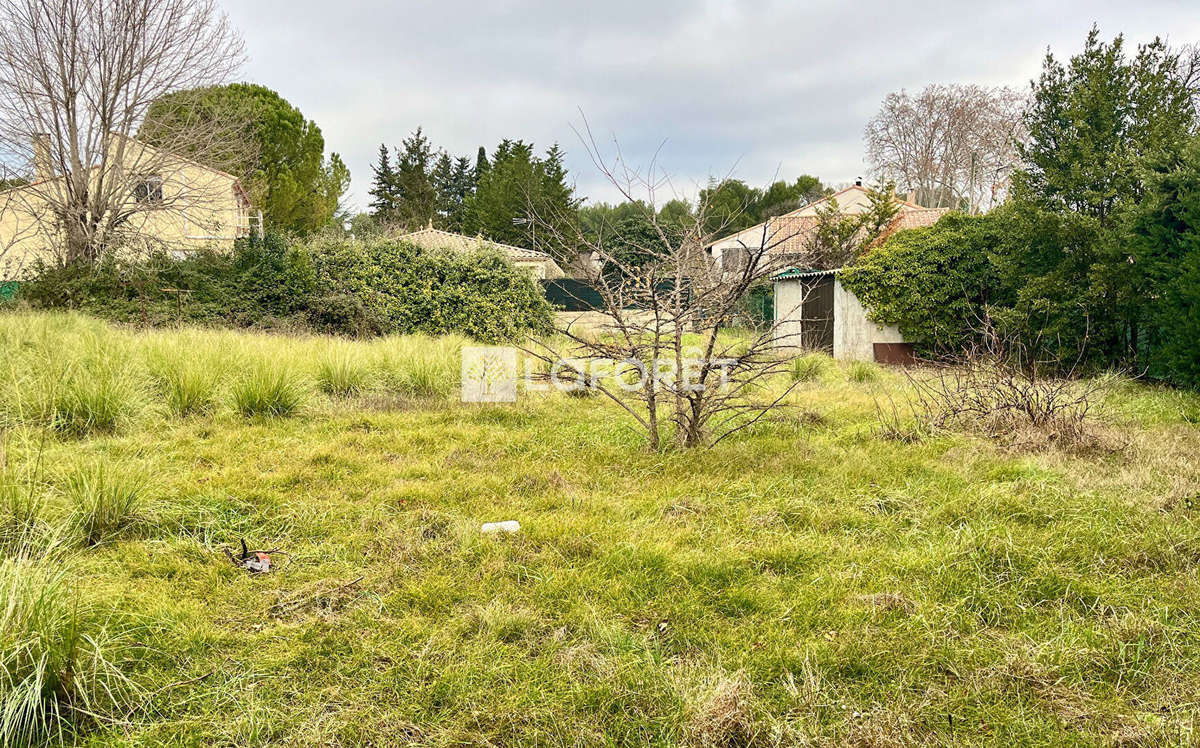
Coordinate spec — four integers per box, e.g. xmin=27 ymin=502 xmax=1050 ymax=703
xmin=523 ymin=131 xmax=815 ymax=450
xmin=864 ymin=84 xmax=1026 ymax=213
xmin=0 ymin=0 xmax=248 ymax=266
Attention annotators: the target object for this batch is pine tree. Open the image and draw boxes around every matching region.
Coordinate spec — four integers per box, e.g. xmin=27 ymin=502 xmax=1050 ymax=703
xmin=431 ymin=151 xmax=456 ymax=229
xmin=473 ymin=146 xmax=489 ymax=185
xmin=368 ymin=143 xmax=399 ymax=218
xmin=393 ymin=127 xmax=437 ymax=229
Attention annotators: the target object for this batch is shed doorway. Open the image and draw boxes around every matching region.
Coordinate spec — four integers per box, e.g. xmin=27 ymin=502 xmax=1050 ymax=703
xmin=799 ymin=274 xmax=835 ymax=352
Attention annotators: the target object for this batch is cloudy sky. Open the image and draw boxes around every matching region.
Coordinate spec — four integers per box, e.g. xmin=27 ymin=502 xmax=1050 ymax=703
xmin=223 ymin=0 xmax=1200 ymax=212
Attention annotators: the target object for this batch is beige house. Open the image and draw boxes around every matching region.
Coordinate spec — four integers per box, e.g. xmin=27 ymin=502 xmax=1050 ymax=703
xmin=396 ymin=227 xmax=565 ymax=280
xmin=0 ymin=133 xmax=258 ymax=279
xmin=708 ymin=183 xmax=948 ymax=271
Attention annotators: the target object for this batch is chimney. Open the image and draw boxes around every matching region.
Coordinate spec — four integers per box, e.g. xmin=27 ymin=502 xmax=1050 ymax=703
xmin=906 ymin=190 xmax=916 ymax=204
xmin=854 ymin=177 xmax=862 ymax=187
xmin=32 ymin=133 xmax=52 ymax=181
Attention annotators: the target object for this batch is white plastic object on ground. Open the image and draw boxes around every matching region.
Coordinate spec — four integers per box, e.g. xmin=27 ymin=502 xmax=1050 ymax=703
xmin=481 ymin=520 xmax=520 ymax=533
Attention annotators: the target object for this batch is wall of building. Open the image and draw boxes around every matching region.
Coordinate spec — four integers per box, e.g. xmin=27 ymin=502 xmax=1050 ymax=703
xmin=774 ymin=275 xmax=906 ymax=361
xmin=832 ymin=278 xmax=904 ymax=361
xmin=0 ymin=138 xmax=247 ymax=279
xmin=773 ymin=275 xmax=807 ymax=350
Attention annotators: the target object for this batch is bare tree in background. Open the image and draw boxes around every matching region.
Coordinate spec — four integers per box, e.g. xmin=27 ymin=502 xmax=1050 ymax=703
xmin=523 ymin=132 xmax=815 ymax=450
xmin=0 ymin=0 xmax=249 ymax=267
xmin=864 ymin=84 xmax=1026 ymax=212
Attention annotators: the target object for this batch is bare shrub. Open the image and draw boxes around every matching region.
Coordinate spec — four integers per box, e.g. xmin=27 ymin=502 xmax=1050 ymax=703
xmin=903 ymin=323 xmax=1106 ymax=449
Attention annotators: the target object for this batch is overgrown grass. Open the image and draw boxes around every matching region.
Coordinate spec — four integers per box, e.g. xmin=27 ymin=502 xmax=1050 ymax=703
xmin=846 ymin=359 xmax=881 ymax=383
xmin=64 ymin=460 xmax=146 ymax=546
xmin=316 ymin=348 xmax=372 ymax=397
xmin=0 ymin=554 xmax=139 ymax=745
xmin=231 ymin=365 xmax=308 ymax=418
xmin=147 ymin=348 xmax=221 ymax=418
xmin=790 ymin=352 xmax=831 ymax=382
xmin=0 ymin=311 xmax=1197 ymax=744
xmin=376 ymin=335 xmax=461 ymax=399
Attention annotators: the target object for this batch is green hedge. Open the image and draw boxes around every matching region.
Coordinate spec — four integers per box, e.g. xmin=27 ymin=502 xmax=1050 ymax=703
xmin=839 ymin=212 xmax=1006 ymax=353
xmin=16 ymin=235 xmax=552 ymax=343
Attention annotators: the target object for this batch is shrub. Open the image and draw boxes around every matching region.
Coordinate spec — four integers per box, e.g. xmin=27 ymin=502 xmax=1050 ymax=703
xmin=20 ymin=235 xmax=554 ymax=343
xmin=310 ymin=239 xmax=553 ymax=343
xmin=232 ymin=364 xmax=307 ymax=417
xmin=64 ymin=462 xmax=146 ymax=546
xmin=790 ymin=353 xmax=830 ymax=382
xmin=0 ymin=555 xmax=139 ymax=744
xmin=840 ymin=211 xmax=1006 ymax=355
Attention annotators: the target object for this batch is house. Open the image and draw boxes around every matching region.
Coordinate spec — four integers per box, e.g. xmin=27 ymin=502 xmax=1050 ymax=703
xmin=395 ymin=227 xmax=565 ymax=280
xmin=0 ymin=133 xmax=258 ymax=279
xmin=773 ymin=267 xmax=911 ymax=363
xmin=707 ymin=182 xmax=948 ymax=271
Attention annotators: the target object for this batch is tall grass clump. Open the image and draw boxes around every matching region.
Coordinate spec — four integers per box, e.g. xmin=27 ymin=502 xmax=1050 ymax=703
xmin=0 ymin=555 xmax=139 ymax=745
xmin=377 ymin=335 xmax=461 ymax=399
xmin=45 ymin=359 xmax=142 ymax=438
xmin=317 ymin=348 xmax=372 ymax=397
xmin=64 ymin=462 xmax=146 ymax=546
xmin=790 ymin=353 xmax=831 ymax=382
xmin=0 ymin=473 xmax=48 ymax=556
xmin=232 ymin=363 xmax=308 ymax=417
xmin=847 ymin=360 xmax=881 ymax=383
xmin=146 ymin=349 xmax=221 ymax=418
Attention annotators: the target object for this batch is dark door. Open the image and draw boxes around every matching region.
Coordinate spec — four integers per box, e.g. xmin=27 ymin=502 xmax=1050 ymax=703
xmin=801 ymin=276 xmax=835 ymax=352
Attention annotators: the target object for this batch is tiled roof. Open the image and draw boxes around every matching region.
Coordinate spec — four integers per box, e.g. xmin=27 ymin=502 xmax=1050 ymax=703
xmin=397 ymin=227 xmax=555 ymax=261
xmin=726 ymin=206 xmax=950 ymax=258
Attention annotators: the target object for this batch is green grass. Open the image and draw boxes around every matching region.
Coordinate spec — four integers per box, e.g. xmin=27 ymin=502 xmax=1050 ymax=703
xmin=231 ymin=365 xmax=308 ymax=418
xmin=790 ymin=352 xmax=832 ymax=382
xmin=0 ymin=553 xmax=139 ymax=745
xmin=845 ymin=359 xmax=882 ymax=383
xmin=64 ymin=460 xmax=147 ymax=546
xmin=316 ymin=347 xmax=372 ymax=397
xmin=0 ymin=310 xmax=1199 ymax=744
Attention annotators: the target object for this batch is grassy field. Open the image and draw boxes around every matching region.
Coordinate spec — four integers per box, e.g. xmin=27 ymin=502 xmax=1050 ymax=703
xmin=2 ymin=311 xmax=1200 ymax=746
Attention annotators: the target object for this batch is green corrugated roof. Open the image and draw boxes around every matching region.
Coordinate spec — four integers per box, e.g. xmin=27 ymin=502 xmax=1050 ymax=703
xmin=772 ymin=267 xmax=840 ymax=281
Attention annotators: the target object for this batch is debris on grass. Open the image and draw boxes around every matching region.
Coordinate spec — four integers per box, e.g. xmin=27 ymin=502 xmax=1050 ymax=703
xmin=224 ymin=539 xmax=278 ymax=573
xmin=481 ymin=520 xmax=520 ymax=533
xmin=269 ymin=576 xmax=365 ymax=620
xmin=682 ymin=669 xmax=761 ymax=747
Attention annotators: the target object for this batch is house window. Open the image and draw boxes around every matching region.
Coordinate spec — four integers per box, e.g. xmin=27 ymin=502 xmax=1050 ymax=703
xmin=133 ymin=175 xmax=163 ymax=206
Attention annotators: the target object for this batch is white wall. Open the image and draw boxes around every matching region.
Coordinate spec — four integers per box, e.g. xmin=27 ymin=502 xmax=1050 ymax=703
xmin=832 ymin=278 xmax=904 ymax=361
xmin=773 ymin=275 xmax=906 ymax=361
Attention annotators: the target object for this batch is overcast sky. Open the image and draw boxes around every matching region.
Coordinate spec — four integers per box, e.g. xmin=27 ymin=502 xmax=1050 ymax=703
xmin=222 ymin=1 xmax=1200 ymax=212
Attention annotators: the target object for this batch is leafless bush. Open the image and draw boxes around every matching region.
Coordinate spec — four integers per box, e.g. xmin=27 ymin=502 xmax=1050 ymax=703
xmin=902 ymin=322 xmax=1105 ymax=447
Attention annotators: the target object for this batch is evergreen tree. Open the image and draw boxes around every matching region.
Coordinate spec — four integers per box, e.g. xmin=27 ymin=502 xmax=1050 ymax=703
xmin=431 ymin=151 xmax=456 ymax=228
xmin=462 ymin=140 xmax=580 ymax=260
xmin=473 ymin=146 xmax=489 ymax=184
xmin=1004 ymin=27 xmax=1199 ymax=365
xmin=369 ymin=144 xmax=399 ymax=219
xmin=142 ymin=83 xmax=349 ymax=234
xmin=392 ymin=128 xmax=438 ymax=229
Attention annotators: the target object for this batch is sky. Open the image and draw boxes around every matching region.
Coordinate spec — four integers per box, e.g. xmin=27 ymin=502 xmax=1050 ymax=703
xmin=222 ymin=0 xmax=1200 ymax=213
